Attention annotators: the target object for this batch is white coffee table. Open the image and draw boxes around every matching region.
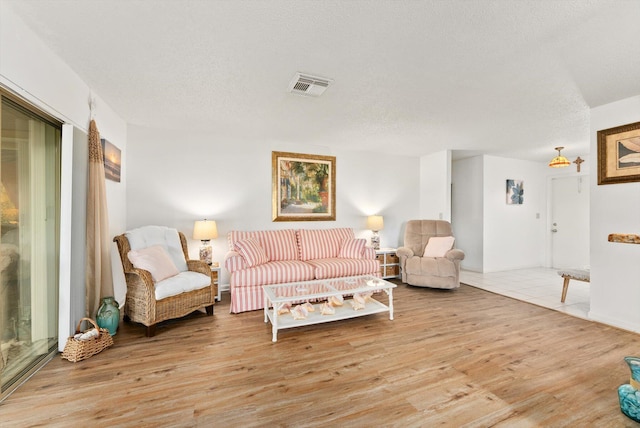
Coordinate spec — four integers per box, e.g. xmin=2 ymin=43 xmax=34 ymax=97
xmin=263 ymin=275 xmax=396 ymax=342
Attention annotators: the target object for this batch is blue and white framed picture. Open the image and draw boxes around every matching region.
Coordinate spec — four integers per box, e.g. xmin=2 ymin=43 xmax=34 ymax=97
xmin=506 ymin=179 xmax=524 ymax=205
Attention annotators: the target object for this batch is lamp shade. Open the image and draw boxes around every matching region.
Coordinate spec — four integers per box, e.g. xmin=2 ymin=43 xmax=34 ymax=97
xmin=548 ymin=146 xmax=571 ymax=168
xmin=366 ymin=215 xmax=384 ymax=231
xmin=193 ymin=220 xmax=218 ymax=241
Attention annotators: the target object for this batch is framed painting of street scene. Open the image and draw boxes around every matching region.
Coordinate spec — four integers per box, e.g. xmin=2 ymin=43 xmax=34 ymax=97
xmin=272 ymin=151 xmax=336 ymax=221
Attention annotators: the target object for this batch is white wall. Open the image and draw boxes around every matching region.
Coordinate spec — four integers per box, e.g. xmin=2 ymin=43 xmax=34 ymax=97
xmin=453 ymin=155 xmax=549 ymax=273
xmin=482 ymin=156 xmax=547 ymax=272
xmin=1 ymin=5 xmax=127 ymax=342
xmin=126 ymin=125 xmax=420 ymax=285
xmin=452 ymin=156 xmax=483 ymax=271
xmin=589 ymin=95 xmax=640 ymax=332
xmin=419 ymin=150 xmax=451 ymax=221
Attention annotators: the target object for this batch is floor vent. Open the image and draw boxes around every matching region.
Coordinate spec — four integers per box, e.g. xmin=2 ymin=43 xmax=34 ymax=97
xmin=287 ymin=73 xmax=332 ymax=97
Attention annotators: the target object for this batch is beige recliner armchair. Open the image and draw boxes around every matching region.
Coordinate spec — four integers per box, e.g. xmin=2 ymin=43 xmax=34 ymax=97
xmin=397 ymin=220 xmax=465 ymax=289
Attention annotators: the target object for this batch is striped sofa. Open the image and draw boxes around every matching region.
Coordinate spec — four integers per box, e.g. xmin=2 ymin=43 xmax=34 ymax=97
xmin=224 ymin=228 xmax=380 ymax=313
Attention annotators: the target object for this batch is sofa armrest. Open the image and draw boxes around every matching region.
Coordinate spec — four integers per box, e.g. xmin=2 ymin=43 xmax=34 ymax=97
xmin=445 ymin=248 xmax=465 ymax=262
xmin=362 ymin=247 xmax=376 ymax=259
xmin=396 ymin=247 xmax=414 ymax=259
xmin=186 ymin=259 xmax=211 ymax=276
xmin=224 ymin=250 xmax=247 ymax=273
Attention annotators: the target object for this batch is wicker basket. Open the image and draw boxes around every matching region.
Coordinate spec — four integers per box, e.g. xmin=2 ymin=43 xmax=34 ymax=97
xmin=61 ymin=317 xmax=114 ymax=362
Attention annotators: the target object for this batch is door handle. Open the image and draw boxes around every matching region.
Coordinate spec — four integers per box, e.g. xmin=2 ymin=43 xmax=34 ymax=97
xmin=551 ymin=229 xmax=558 ymax=233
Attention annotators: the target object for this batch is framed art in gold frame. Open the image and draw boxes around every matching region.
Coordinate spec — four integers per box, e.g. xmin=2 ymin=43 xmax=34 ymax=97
xmin=272 ymin=151 xmax=336 ymax=221
xmin=598 ymin=121 xmax=640 ymax=185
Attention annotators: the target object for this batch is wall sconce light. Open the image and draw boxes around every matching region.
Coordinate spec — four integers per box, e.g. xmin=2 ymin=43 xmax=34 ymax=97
xmin=548 ymin=146 xmax=571 ymax=168
xmin=366 ymin=215 xmax=384 ymax=250
xmin=193 ymin=219 xmax=218 ymax=265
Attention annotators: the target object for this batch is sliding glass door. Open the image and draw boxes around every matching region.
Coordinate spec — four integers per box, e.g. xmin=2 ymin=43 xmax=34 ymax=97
xmin=0 ymin=93 xmax=61 ymax=400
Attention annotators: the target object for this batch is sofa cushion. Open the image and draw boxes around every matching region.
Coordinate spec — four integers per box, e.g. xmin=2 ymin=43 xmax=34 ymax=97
xmin=405 ymin=256 xmax=457 ymax=277
xmin=154 ymin=271 xmax=212 ymax=300
xmin=230 ymin=260 xmax=315 ymax=287
xmin=126 ymin=225 xmax=188 ymax=272
xmin=297 ymin=228 xmax=354 ymax=261
xmin=338 ymin=238 xmax=366 ymax=259
xmin=228 ymin=229 xmax=299 ymax=261
xmin=127 ymin=245 xmax=179 ymax=282
xmin=234 ymin=238 xmax=268 ymax=267
xmin=306 ymin=258 xmax=380 ymax=280
xmin=255 ymin=230 xmax=299 ymax=261
xmin=423 ymin=236 xmax=455 ymax=258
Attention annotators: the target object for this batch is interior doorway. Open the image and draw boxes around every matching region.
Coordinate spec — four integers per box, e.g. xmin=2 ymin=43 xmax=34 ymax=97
xmin=550 ymin=175 xmax=589 ymax=269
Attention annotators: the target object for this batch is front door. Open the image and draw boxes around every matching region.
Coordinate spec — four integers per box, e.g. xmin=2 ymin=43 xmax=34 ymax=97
xmin=550 ymin=175 xmax=589 ymax=269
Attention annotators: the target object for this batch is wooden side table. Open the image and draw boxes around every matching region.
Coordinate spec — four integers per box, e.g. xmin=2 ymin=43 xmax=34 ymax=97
xmin=210 ymin=265 xmax=221 ymax=301
xmin=375 ymin=248 xmax=401 ymax=279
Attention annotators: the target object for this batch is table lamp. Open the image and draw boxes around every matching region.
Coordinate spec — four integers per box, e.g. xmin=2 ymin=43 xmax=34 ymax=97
xmin=367 ymin=215 xmax=384 ymax=250
xmin=193 ymin=219 xmax=218 ymax=265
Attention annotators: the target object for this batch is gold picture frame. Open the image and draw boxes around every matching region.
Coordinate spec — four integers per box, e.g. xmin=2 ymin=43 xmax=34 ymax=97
xmin=272 ymin=151 xmax=336 ymax=222
xmin=598 ymin=121 xmax=640 ymax=185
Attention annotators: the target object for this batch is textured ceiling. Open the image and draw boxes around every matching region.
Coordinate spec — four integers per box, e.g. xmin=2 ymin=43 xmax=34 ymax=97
xmin=5 ymin=0 xmax=640 ymax=161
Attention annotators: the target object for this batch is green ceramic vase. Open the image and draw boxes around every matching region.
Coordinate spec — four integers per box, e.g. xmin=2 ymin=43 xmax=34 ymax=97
xmin=96 ymin=296 xmax=120 ymax=336
xmin=619 ymin=356 xmax=640 ymax=422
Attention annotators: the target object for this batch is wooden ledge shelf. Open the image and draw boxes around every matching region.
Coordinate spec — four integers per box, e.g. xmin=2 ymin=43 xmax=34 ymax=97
xmin=608 ymin=233 xmax=640 ymax=244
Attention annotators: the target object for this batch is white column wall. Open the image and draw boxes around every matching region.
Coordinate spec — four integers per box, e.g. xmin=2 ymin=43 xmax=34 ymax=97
xmin=452 ymin=156 xmax=483 ymax=272
xmin=589 ymin=95 xmax=640 ymax=332
xmin=419 ymin=150 xmax=451 ymax=221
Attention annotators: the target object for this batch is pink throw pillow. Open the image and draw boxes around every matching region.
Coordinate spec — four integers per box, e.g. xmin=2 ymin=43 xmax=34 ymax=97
xmin=127 ymin=245 xmax=180 ymax=282
xmin=235 ymin=238 xmax=269 ymax=267
xmin=338 ymin=238 xmax=366 ymax=259
xmin=423 ymin=236 xmax=455 ymax=257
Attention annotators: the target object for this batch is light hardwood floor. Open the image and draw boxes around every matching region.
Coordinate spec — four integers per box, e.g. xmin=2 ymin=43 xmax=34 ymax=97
xmin=1 ymin=282 xmax=639 ymax=427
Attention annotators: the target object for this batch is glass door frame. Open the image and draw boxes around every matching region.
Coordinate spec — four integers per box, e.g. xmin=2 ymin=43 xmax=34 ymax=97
xmin=0 ymin=88 xmax=63 ymax=401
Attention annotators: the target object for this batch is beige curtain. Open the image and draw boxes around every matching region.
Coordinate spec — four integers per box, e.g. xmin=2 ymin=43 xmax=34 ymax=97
xmin=85 ymin=119 xmax=114 ymax=317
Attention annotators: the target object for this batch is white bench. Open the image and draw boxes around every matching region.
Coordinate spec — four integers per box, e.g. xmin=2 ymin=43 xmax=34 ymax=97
xmin=557 ymin=269 xmax=590 ymax=303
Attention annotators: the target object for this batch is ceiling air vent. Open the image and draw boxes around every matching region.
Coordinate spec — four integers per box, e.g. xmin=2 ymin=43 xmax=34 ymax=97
xmin=287 ymin=73 xmax=333 ymax=97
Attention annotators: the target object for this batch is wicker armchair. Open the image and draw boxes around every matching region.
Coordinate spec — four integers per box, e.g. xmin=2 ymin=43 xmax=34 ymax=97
xmin=113 ymin=227 xmax=215 ymax=337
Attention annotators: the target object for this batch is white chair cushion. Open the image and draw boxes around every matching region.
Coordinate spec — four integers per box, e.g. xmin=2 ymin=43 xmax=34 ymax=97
xmin=126 ymin=225 xmax=188 ymax=272
xmin=423 ymin=236 xmax=455 ymax=257
xmin=154 ymin=271 xmax=212 ymax=300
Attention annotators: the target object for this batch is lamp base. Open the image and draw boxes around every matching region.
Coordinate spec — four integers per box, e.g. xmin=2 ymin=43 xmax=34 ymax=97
xmin=371 ymin=233 xmax=380 ymax=250
xmin=199 ymin=242 xmax=212 ymax=265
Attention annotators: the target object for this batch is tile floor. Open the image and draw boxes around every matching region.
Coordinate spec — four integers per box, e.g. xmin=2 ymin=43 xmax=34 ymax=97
xmin=460 ymin=267 xmax=590 ymax=320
